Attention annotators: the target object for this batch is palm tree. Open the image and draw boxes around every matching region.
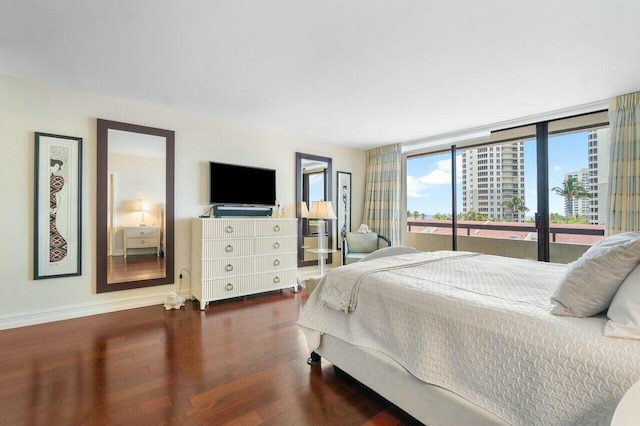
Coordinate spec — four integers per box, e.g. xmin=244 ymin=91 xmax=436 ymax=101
xmin=500 ymin=196 xmax=529 ymax=222
xmin=458 ymin=210 xmax=489 ymax=221
xmin=552 ymin=176 xmax=592 ymax=217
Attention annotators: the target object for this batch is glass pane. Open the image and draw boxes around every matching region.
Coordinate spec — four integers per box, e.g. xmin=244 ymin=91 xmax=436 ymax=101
xmin=406 ymin=151 xmax=454 ymax=251
xmin=308 ymin=172 xmax=325 ymax=203
xmin=548 ymin=128 xmax=608 ymax=263
xmin=457 ymin=139 xmax=537 ymax=260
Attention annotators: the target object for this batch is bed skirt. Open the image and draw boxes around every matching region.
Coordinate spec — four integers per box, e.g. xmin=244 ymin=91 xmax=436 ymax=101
xmin=307 ymin=328 xmax=508 ymax=425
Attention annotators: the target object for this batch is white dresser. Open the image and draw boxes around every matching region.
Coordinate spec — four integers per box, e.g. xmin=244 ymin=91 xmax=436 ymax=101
xmin=191 ymin=218 xmax=298 ymax=310
xmin=123 ymin=226 xmax=160 ymax=258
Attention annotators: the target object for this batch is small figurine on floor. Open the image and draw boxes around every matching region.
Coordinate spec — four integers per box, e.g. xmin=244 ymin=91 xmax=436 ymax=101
xmin=164 ymin=291 xmax=185 ymax=310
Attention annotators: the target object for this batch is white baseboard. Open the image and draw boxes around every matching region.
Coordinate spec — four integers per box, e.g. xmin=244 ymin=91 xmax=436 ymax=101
xmin=0 ymin=289 xmax=193 ymax=330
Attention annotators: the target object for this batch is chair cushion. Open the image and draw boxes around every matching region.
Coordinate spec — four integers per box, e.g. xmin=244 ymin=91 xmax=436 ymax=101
xmin=346 ymin=233 xmax=379 ymax=253
xmin=345 ymin=252 xmax=369 ymax=264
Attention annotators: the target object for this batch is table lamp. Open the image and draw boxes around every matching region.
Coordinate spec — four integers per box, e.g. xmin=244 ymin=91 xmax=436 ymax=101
xmin=299 ymin=201 xmax=310 ymax=218
xmin=137 ymin=199 xmax=148 ymax=226
xmin=309 ymin=200 xmax=336 ymax=275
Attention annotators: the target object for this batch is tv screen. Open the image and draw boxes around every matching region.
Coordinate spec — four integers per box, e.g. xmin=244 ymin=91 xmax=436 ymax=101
xmin=209 ymin=162 xmax=276 ymax=206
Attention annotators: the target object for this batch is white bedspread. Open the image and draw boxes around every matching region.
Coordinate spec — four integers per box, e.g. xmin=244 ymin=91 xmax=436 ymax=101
xmin=298 ymin=251 xmax=640 ymax=425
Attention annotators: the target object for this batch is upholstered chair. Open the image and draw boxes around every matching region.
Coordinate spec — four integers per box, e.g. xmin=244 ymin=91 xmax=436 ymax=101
xmin=342 ymin=232 xmax=391 ymax=265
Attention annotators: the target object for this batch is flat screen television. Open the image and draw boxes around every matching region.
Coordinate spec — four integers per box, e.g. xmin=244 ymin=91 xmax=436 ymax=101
xmin=209 ymin=161 xmax=276 ymax=206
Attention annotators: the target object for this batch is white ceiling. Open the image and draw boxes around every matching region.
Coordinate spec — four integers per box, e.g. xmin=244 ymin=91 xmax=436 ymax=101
xmin=1 ymin=1 xmax=639 ymax=150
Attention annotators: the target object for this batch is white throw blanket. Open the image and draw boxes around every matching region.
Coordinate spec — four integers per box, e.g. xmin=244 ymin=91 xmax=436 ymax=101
xmin=298 ymin=251 xmax=640 ymax=425
xmin=320 ymin=250 xmax=479 ymax=312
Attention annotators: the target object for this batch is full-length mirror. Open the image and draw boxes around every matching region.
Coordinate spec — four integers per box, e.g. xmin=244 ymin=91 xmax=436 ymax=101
xmin=97 ymin=119 xmax=174 ymax=293
xmin=296 ymin=153 xmax=332 ymax=267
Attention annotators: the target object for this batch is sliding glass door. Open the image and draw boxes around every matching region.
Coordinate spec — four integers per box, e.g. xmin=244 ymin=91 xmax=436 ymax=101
xmin=456 ymin=138 xmax=538 ymax=259
xmin=547 ymin=127 xmax=609 ymax=262
xmin=406 ymin=111 xmax=609 ymax=264
xmin=406 ymin=150 xmax=455 ymax=252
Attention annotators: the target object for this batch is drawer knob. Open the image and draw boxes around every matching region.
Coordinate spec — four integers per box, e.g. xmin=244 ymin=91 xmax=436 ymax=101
xmin=273 ymin=259 xmax=280 ymax=266
xmin=273 ymin=225 xmax=280 ymax=232
xmin=225 ymin=244 xmax=234 ymax=253
xmin=225 ymin=264 xmax=234 ymax=272
xmin=140 ymin=240 xmax=145 ymax=244
xmin=139 ymin=231 xmax=145 ymax=236
xmin=225 ymin=283 xmax=234 ymax=291
xmin=226 ymin=225 xmax=234 ymax=233
xmin=273 ymin=276 xmax=280 ymax=284
xmin=273 ymin=242 xmax=280 ymax=249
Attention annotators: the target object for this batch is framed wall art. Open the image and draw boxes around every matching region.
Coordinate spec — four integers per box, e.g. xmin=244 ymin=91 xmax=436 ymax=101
xmin=34 ymin=132 xmax=83 ymax=279
xmin=336 ymin=171 xmax=351 ymax=250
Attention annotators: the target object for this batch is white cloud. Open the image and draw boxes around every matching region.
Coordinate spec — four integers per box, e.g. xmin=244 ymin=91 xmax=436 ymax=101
xmin=406 ymin=175 xmax=430 ymax=198
xmin=407 ymin=155 xmax=462 ymax=198
xmin=553 ymin=165 xmax=563 ymax=172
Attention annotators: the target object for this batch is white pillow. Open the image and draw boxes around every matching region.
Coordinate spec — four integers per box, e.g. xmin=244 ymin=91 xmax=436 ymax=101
xmin=551 ymin=232 xmax=640 ymax=317
xmin=604 ymin=262 xmax=640 ymax=340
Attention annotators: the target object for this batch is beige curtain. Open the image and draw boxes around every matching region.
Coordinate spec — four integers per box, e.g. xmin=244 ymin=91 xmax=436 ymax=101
xmin=606 ymin=92 xmax=640 ymax=234
xmin=363 ymin=143 xmax=402 ymax=245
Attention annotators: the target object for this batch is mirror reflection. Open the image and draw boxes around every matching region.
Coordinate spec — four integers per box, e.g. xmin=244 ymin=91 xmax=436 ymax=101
xmin=296 ymin=153 xmax=332 ymax=267
xmin=107 ymin=130 xmax=166 ymax=284
xmin=97 ymin=119 xmax=174 ymax=293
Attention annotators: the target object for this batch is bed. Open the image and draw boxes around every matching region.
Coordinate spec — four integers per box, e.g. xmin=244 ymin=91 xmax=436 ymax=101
xmin=297 ymin=249 xmax=640 ymax=425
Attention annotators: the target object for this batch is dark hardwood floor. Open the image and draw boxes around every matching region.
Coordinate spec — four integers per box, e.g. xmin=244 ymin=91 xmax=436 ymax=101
xmin=107 ymin=255 xmax=166 ymax=284
xmin=0 ymin=288 xmax=421 ymax=425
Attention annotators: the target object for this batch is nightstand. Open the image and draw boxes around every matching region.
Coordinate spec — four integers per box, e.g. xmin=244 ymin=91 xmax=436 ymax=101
xmin=124 ymin=226 xmax=160 ymax=258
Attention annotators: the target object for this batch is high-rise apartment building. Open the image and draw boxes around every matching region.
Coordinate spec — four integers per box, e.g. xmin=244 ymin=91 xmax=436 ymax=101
xmin=563 ymin=168 xmax=590 ymax=217
xmin=587 ymin=128 xmax=610 ymax=224
xmin=461 ymin=142 xmax=526 ymax=221
xmin=562 ymin=129 xmax=610 ymax=224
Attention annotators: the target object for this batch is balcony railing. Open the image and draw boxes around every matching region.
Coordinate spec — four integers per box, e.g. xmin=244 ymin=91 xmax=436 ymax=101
xmin=407 ymin=220 xmax=604 ymax=242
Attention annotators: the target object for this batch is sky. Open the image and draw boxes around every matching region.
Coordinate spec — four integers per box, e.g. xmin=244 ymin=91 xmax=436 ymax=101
xmin=407 ymin=131 xmax=591 ymax=218
xmin=308 ymin=173 xmax=325 ymax=204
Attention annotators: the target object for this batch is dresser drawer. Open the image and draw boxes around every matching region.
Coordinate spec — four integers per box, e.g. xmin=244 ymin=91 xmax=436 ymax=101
xmin=202 ymin=220 xmax=253 ymax=238
xmin=201 ymin=238 xmax=253 ymax=258
xmin=200 ymin=257 xmax=253 ymax=279
xmin=125 ymin=227 xmax=159 ymax=238
xmin=254 ymin=236 xmax=297 ymax=254
xmin=202 ymin=277 xmax=246 ymax=300
xmin=255 ymin=253 xmax=297 ymax=271
xmin=126 ymin=237 xmax=159 ymax=249
xmin=254 ymin=269 xmax=298 ymax=290
xmin=255 ymin=220 xmax=297 ymax=236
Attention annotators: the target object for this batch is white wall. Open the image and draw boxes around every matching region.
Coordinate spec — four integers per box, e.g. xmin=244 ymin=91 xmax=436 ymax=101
xmin=0 ymin=74 xmax=366 ymax=329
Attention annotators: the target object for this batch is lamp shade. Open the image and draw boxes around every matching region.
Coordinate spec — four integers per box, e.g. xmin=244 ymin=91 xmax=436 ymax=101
xmin=309 ymin=201 xmax=336 ymax=220
xmin=137 ymin=199 xmax=148 ymax=212
xmin=300 ymin=202 xmax=310 ymax=218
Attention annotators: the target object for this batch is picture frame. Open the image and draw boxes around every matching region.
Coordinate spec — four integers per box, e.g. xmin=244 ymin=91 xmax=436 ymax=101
xmin=34 ymin=132 xmax=82 ymax=279
xmin=336 ymin=171 xmax=352 ymax=250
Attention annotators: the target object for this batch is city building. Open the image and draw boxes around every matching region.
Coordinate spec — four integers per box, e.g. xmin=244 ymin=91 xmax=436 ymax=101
xmin=563 ymin=168 xmax=591 ymax=217
xmin=563 ymin=129 xmax=611 ymax=223
xmin=588 ymin=128 xmax=611 ymax=224
xmin=461 ymin=142 xmax=526 ymax=221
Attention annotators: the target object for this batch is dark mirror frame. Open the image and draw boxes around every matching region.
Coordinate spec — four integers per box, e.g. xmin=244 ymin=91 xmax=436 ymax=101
xmin=96 ymin=119 xmax=175 ymax=293
xmin=296 ymin=152 xmax=332 ymax=267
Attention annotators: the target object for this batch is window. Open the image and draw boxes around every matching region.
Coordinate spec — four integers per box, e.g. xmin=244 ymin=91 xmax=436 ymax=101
xmin=406 ymin=151 xmax=455 ymax=242
xmin=407 ymin=110 xmax=609 ymax=264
